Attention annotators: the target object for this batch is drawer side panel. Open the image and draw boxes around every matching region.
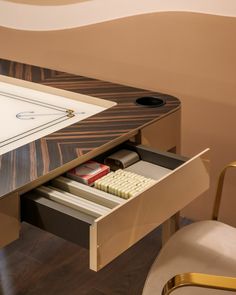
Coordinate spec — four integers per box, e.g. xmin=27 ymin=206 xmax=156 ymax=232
xmin=21 ymin=193 xmax=91 ymax=249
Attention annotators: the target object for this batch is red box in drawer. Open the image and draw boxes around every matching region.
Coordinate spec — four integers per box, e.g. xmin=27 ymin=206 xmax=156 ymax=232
xmin=67 ymin=161 xmax=110 ymax=185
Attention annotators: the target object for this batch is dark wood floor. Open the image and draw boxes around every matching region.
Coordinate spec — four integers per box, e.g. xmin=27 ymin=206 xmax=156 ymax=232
xmin=0 ymin=222 xmax=163 ymax=295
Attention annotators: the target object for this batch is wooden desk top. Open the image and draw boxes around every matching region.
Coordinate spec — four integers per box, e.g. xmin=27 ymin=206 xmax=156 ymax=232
xmin=0 ymin=59 xmax=180 ymax=199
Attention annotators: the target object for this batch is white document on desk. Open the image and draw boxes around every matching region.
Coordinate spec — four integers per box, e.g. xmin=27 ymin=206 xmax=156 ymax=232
xmin=0 ymin=81 xmax=116 ymax=156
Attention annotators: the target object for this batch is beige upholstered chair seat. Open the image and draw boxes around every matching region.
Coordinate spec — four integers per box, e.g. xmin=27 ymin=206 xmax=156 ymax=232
xmin=142 ymin=220 xmax=236 ymax=294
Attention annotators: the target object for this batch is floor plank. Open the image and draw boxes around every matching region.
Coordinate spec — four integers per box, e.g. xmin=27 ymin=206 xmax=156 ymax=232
xmin=0 ymin=222 xmax=163 ymax=295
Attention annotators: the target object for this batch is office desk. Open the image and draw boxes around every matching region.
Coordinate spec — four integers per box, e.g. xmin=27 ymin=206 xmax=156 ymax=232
xmin=0 ymin=59 xmax=209 ymax=271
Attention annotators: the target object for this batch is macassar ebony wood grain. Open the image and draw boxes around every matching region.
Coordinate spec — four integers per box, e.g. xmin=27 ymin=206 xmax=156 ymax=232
xmin=0 ymin=59 xmax=180 ymax=198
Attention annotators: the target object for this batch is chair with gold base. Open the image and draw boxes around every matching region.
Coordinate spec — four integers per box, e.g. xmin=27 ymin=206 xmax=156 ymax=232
xmin=142 ymin=162 xmax=236 ymax=294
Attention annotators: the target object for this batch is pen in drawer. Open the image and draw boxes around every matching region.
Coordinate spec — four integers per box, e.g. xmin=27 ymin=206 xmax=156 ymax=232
xmin=35 ymin=186 xmax=111 ymax=218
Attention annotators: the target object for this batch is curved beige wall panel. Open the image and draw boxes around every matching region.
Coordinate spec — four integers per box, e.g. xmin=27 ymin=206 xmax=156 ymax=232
xmin=0 ymin=0 xmax=236 ymax=31
xmin=0 ymin=4 xmax=236 ymax=225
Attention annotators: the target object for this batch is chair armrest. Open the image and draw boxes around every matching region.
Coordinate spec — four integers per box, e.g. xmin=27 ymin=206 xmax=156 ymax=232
xmin=162 ymin=273 xmax=236 ymax=295
xmin=212 ymin=161 xmax=236 ymax=220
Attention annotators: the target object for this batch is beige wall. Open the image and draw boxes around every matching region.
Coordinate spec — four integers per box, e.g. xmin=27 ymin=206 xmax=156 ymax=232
xmin=1 ymin=0 xmax=236 ymax=31
xmin=1 ymin=11 xmax=236 ymax=225
xmin=5 ymin=0 xmax=89 ymax=5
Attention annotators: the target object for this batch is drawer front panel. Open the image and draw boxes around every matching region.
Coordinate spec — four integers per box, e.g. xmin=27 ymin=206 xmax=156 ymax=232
xmin=0 ymin=193 xmax=20 ymax=248
xmin=90 ymin=149 xmax=209 ymax=271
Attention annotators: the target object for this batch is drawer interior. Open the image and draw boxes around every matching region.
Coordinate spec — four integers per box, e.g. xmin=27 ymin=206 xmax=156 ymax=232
xmin=21 ymin=143 xmax=209 ymax=271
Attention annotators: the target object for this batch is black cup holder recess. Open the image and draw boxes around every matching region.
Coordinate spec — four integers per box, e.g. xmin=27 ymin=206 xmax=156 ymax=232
xmin=136 ymin=96 xmax=165 ymax=107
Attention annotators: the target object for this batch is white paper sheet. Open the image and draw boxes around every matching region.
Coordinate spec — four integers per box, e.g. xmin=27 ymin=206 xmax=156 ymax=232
xmin=0 ymin=81 xmax=115 ymax=155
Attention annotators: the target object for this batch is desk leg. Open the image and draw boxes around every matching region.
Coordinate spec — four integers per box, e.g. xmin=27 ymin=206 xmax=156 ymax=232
xmin=0 ymin=193 xmax=20 ymax=248
xmin=162 ymin=212 xmax=180 ymax=245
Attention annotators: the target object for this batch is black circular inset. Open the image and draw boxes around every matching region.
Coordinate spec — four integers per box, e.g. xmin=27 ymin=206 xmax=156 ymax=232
xmin=136 ymin=96 xmax=165 ymax=107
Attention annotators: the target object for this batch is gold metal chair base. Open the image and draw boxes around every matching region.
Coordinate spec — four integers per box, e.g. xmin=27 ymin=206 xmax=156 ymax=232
xmin=162 ymin=273 xmax=236 ymax=295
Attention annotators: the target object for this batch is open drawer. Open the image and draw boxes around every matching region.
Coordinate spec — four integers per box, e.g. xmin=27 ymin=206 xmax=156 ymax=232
xmin=21 ymin=144 xmax=209 ymax=271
